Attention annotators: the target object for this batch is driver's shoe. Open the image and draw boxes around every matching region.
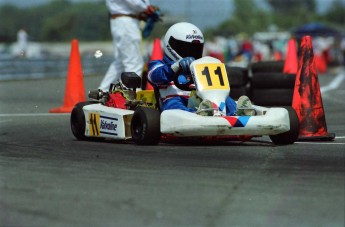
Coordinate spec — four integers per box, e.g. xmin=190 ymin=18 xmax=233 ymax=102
xmin=187 ymin=91 xmax=202 ymax=110
xmin=236 ymin=96 xmax=256 ymax=116
xmin=196 ymin=100 xmax=214 ymax=116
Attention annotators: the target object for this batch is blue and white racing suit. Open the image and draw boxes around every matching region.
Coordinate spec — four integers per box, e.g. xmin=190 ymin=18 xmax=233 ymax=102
xmin=148 ymin=55 xmax=237 ymax=115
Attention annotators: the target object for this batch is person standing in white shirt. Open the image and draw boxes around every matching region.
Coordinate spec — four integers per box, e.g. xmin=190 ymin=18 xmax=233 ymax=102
xmin=99 ymin=0 xmax=155 ymax=91
xmin=17 ymin=28 xmax=28 ymax=57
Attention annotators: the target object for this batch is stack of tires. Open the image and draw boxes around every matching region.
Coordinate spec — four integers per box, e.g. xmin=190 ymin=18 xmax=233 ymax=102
xmin=226 ymin=66 xmax=250 ymax=100
xmin=249 ymin=60 xmax=296 ymax=106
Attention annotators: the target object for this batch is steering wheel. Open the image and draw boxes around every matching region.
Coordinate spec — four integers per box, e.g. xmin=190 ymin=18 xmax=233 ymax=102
xmin=173 ymin=72 xmax=195 ymax=91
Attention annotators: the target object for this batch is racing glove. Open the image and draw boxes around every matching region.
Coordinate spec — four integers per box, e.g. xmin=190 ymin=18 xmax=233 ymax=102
xmin=171 ymin=57 xmax=195 ymax=74
xmin=139 ymin=5 xmax=161 ymax=22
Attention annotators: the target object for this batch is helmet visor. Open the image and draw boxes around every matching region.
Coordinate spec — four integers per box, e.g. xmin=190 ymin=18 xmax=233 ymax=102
xmin=169 ymin=36 xmax=204 ymax=59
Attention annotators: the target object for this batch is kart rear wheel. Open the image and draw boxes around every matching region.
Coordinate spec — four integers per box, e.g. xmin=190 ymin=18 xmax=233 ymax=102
xmin=131 ymin=107 xmax=161 ymax=145
xmin=71 ymin=101 xmax=96 ymax=140
xmin=269 ymin=107 xmax=300 ymax=145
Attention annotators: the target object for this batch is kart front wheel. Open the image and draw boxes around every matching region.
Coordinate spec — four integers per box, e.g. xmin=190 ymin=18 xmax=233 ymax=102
xmin=131 ymin=107 xmax=161 ymax=145
xmin=269 ymin=107 xmax=300 ymax=145
xmin=70 ymin=101 xmax=96 ymax=140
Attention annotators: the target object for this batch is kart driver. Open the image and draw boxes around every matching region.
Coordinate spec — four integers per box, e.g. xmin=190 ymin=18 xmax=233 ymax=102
xmin=148 ymin=22 xmax=254 ymax=116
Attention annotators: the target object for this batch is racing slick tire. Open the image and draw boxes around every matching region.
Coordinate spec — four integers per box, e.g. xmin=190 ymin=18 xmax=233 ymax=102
xmin=250 ymin=60 xmax=284 ymax=74
xmin=70 ymin=101 xmax=97 ymax=140
xmin=230 ymin=86 xmax=250 ymax=100
xmin=251 ymin=89 xmax=294 ymax=106
xmin=251 ymin=72 xmax=296 ymax=89
xmin=269 ymin=107 xmax=300 ymax=145
xmin=131 ymin=107 xmax=161 ymax=145
xmin=226 ymin=66 xmax=250 ymax=99
xmin=226 ymin=66 xmax=249 ymax=87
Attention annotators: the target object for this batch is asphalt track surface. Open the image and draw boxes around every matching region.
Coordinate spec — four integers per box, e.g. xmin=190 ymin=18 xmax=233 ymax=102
xmin=0 ymin=68 xmax=344 ymax=227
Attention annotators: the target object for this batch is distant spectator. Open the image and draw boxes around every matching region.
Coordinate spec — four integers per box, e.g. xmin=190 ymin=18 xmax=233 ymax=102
xmin=227 ymin=37 xmax=239 ymax=61
xmin=204 ymin=36 xmax=225 ymax=62
xmin=17 ymin=28 xmax=28 ymax=57
xmin=340 ymin=37 xmax=345 ymax=66
xmin=240 ymin=38 xmax=254 ymax=62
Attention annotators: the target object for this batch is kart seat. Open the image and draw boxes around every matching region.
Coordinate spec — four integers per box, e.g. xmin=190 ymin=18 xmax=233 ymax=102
xmin=121 ymin=72 xmax=141 ymax=90
xmin=146 ymin=80 xmax=163 ymax=112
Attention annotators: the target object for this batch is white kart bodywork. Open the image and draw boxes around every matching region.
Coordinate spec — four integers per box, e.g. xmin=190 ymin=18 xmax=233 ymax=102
xmin=160 ymin=106 xmax=290 ymax=137
xmin=83 ymin=103 xmax=134 ymax=140
xmin=81 ymin=100 xmax=290 ymax=140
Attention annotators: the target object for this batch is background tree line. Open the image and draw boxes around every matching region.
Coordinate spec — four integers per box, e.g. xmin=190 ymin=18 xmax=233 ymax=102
xmin=207 ymin=0 xmax=345 ymax=38
xmin=0 ymin=0 xmax=109 ymax=42
xmin=0 ymin=0 xmax=344 ymax=43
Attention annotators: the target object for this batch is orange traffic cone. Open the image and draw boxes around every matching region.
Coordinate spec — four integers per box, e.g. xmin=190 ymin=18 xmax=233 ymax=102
xmin=150 ymin=38 xmax=163 ymax=61
xmin=273 ymin=51 xmax=282 ymax=61
xmin=283 ymin=38 xmax=298 ymax=74
xmin=145 ymin=38 xmax=163 ymax=90
xmin=292 ymin=36 xmax=335 ymax=141
xmin=49 ymin=39 xmax=86 ymax=113
xmin=314 ymin=53 xmax=327 ymax=73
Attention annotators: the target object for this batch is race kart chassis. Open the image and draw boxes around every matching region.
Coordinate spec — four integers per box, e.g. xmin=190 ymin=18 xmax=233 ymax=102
xmin=71 ymin=57 xmax=299 ymax=145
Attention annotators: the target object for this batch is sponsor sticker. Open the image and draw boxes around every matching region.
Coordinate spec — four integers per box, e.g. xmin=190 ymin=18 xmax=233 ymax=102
xmin=100 ymin=115 xmax=118 ymax=136
xmin=193 ymin=63 xmax=229 ymax=91
xmin=88 ymin=113 xmax=118 ymax=136
xmin=89 ymin=113 xmax=100 ymax=136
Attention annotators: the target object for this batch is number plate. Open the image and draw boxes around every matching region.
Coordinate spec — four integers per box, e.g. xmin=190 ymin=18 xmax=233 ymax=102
xmin=193 ymin=63 xmax=229 ymax=91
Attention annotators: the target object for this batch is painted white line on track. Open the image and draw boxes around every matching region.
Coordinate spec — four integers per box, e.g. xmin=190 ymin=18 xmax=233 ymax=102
xmin=295 ymin=135 xmax=345 ymax=145
xmin=320 ymin=73 xmax=345 ymax=94
xmin=296 ymin=142 xmax=345 ymax=145
xmin=0 ymin=113 xmax=70 ymax=117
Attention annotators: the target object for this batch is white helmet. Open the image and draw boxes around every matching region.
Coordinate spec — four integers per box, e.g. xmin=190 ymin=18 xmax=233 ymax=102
xmin=163 ymin=22 xmax=204 ymax=61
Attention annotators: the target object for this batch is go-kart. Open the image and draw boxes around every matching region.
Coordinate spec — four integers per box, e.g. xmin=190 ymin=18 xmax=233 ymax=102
xmin=70 ymin=56 xmax=299 ymax=145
